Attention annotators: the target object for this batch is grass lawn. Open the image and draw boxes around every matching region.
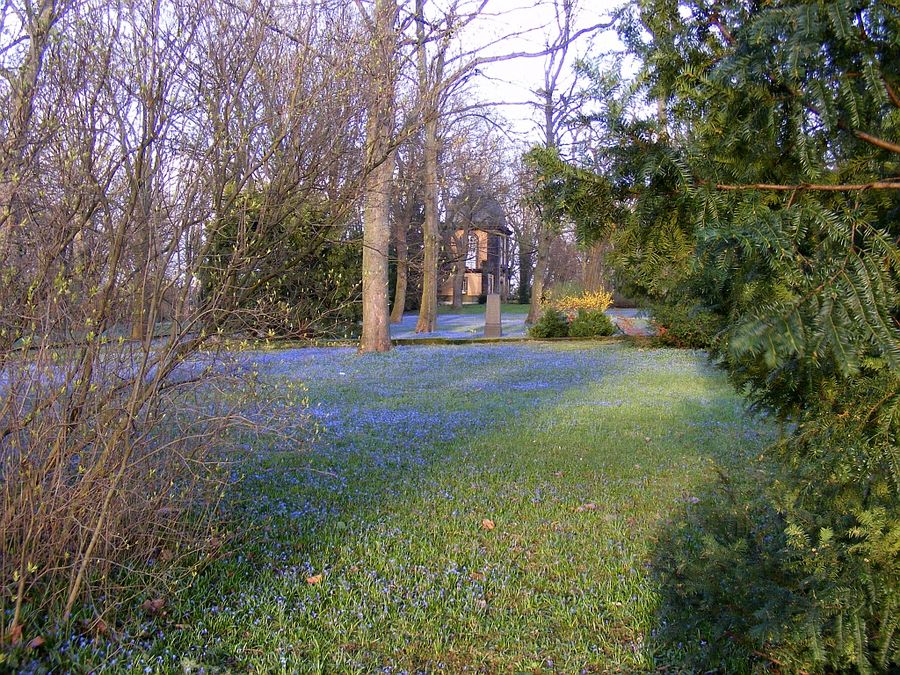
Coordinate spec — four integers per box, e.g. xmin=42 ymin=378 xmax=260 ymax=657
xmin=45 ymin=343 xmax=772 ymax=673
xmin=436 ymin=303 xmax=530 ymax=316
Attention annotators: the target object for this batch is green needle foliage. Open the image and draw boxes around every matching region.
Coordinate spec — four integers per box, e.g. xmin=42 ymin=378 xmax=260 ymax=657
xmin=655 ymin=364 xmax=899 ymax=672
xmin=523 ymin=146 xmax=622 ymax=249
xmin=667 ymin=0 xmax=900 ymax=417
xmin=529 ymin=0 xmax=900 ymax=669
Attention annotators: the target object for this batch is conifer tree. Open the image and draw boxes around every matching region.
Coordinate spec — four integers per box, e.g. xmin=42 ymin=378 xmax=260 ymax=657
xmin=532 ymin=0 xmax=899 ymax=668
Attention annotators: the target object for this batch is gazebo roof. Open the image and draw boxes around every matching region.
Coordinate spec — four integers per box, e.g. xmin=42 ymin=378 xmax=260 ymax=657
xmin=451 ymin=186 xmax=511 ymax=236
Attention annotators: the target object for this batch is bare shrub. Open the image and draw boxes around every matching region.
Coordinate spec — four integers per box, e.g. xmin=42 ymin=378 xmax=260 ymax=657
xmin=0 ymin=0 xmax=364 ymax=639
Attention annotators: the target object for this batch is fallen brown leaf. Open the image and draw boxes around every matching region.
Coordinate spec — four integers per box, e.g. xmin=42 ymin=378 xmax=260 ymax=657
xmin=27 ymin=636 xmax=45 ymax=649
xmin=6 ymin=623 xmax=22 ymax=645
xmin=141 ymin=598 xmax=166 ymax=615
xmin=81 ymin=618 xmax=108 ymax=637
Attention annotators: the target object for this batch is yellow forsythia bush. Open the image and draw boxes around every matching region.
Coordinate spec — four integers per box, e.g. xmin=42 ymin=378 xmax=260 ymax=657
xmin=550 ymin=289 xmax=614 ymax=315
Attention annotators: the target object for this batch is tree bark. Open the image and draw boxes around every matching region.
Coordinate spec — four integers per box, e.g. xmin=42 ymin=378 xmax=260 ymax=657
xmin=517 ymin=233 xmax=533 ymax=305
xmin=359 ymin=0 xmax=397 ymax=353
xmin=415 ymin=115 xmax=439 ymax=332
xmin=657 ymin=95 xmax=668 ymax=139
xmin=413 ymin=0 xmax=441 ymax=334
xmin=527 ymin=225 xmax=552 ymax=323
xmin=390 ymin=201 xmax=409 ymax=323
xmin=583 ymin=240 xmax=612 ymax=292
xmin=361 ymin=150 xmax=395 ymax=352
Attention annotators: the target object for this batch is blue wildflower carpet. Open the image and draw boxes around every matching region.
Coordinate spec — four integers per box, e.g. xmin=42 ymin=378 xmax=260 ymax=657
xmin=53 ymin=342 xmax=770 ymax=673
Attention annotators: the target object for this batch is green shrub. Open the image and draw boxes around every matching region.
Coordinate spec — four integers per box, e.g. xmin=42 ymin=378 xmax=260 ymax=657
xmin=653 ymin=368 xmax=900 ymax=672
xmin=528 ymin=308 xmax=569 ymax=338
xmin=200 ymin=190 xmax=361 ymax=339
xmin=569 ymin=309 xmax=615 ymax=338
xmin=650 ymin=302 xmax=721 ymax=349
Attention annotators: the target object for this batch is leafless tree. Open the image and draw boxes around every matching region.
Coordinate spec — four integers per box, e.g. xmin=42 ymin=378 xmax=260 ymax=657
xmin=527 ymin=0 xmax=612 ymax=322
xmin=441 ymin=119 xmax=510 ymax=308
xmin=404 ymin=0 xmax=611 ymax=330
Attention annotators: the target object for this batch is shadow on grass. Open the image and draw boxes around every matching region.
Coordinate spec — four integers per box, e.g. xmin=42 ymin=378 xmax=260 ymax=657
xmin=645 ymin=446 xmax=786 ymax=673
xmin=647 ymin=381 xmax=900 ymax=675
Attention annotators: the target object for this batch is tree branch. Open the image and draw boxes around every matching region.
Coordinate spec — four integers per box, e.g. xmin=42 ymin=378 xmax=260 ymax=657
xmin=715 ymin=179 xmax=900 ymax=191
xmin=708 ymin=11 xmax=734 ymax=45
xmin=853 ymin=130 xmax=900 ymax=155
xmin=884 ymin=78 xmax=900 ymax=108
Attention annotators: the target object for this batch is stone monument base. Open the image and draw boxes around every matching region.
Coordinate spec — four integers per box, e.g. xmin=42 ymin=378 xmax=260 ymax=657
xmin=484 ymin=293 xmax=502 ymax=338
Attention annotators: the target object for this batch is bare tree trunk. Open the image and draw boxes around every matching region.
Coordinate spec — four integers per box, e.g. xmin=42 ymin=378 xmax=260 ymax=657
xmin=359 ymin=0 xmax=397 ymax=353
xmin=583 ymin=239 xmax=612 ymax=292
xmin=130 ymin=176 xmax=153 ymax=340
xmin=527 ymin=225 xmax=552 ymax=323
xmin=361 ymin=153 xmax=394 ymax=351
xmin=415 ymin=115 xmax=439 ymax=332
xmin=413 ymin=0 xmax=441 ymax=334
xmin=390 ymin=204 xmax=409 ymax=323
xmin=657 ymin=96 xmax=668 ymax=139
xmin=452 ymin=271 xmax=463 ymax=307
xmin=517 ymin=234 xmax=533 ymax=305
xmin=131 ymin=249 xmax=151 ymax=339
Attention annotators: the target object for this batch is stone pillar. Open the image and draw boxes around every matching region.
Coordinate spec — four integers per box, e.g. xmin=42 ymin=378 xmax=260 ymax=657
xmin=484 ymin=293 xmax=502 ymax=338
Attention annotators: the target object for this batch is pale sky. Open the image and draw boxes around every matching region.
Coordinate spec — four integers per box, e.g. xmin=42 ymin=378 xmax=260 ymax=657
xmin=462 ymin=0 xmax=625 ymax=146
